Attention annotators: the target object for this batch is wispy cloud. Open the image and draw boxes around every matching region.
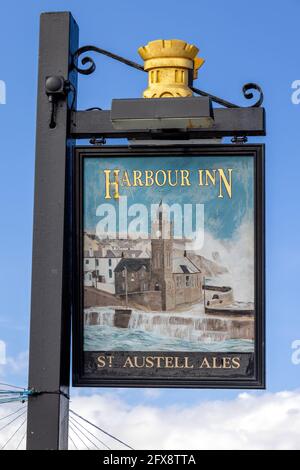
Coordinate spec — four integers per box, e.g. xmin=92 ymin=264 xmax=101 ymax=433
xmin=0 ymin=350 xmax=28 ymax=379
xmin=70 ymin=389 xmax=300 ymax=450
xmin=1 ymin=389 xmax=299 ymax=449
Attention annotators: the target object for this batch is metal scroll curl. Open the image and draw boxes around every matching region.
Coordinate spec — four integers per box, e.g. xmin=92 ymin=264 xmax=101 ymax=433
xmin=242 ymin=83 xmax=264 ymax=108
xmin=72 ymin=45 xmax=264 ymax=108
xmin=72 ymin=45 xmax=145 ymax=75
xmin=191 ymin=83 xmax=264 ymax=108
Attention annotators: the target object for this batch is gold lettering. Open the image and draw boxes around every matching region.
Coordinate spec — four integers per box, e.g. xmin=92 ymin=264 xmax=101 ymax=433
xmin=212 ymin=357 xmax=223 ymax=369
xmin=107 ymin=356 xmax=114 ymax=368
xmin=155 ymin=356 xmax=165 ymax=368
xmin=198 ymin=169 xmax=204 ymax=186
xmin=145 ymin=170 xmax=154 ymax=186
xmin=200 ymin=357 xmax=211 ymax=369
xmin=104 ymin=169 xmax=120 ymax=200
xmin=133 ymin=356 xmax=145 ymax=368
xmin=205 ymin=169 xmax=216 ymax=186
xmin=184 ymin=357 xmax=194 ymax=369
xmin=218 ymin=169 xmax=233 ymax=198
xmin=133 ymin=170 xmax=143 ymax=187
xmin=232 ymin=357 xmax=241 ymax=369
xmin=145 ymin=356 xmax=154 ymax=368
xmin=167 ymin=169 xmax=179 ymax=187
xmin=180 ymin=169 xmax=191 ymax=186
xmin=154 ymin=170 xmax=167 ymax=187
xmin=165 ymin=356 xmax=174 ymax=368
xmin=223 ymin=357 xmax=232 ymax=369
xmin=121 ymin=170 xmax=131 ymax=187
xmin=97 ymin=355 xmax=106 ymax=368
xmin=123 ymin=356 xmax=135 ymax=368
xmin=174 ymin=357 xmax=184 ymax=369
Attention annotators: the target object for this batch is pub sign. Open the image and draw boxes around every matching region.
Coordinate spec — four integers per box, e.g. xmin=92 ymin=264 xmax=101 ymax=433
xmin=72 ymin=144 xmax=265 ymax=388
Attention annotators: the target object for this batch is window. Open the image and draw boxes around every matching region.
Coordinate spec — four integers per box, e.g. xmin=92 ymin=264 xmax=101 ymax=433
xmin=109 ymin=269 xmax=112 ymax=279
xmin=109 ymin=258 xmax=112 ymax=267
xmin=96 ymin=259 xmax=99 ymax=266
xmin=85 ymin=260 xmax=89 ymax=265
xmin=156 ymin=253 xmax=161 ymax=268
xmin=186 ymin=276 xmax=190 ymax=287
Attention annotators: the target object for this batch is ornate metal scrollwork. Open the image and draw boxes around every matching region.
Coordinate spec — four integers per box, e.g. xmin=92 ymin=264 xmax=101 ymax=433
xmin=72 ymin=45 xmax=145 ymax=75
xmin=72 ymin=45 xmax=264 ymax=108
xmin=191 ymin=83 xmax=264 ymax=108
xmin=242 ymin=83 xmax=264 ymax=108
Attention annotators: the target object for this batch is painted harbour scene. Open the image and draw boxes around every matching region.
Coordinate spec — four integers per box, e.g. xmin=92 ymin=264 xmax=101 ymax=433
xmin=83 ymin=155 xmax=255 ymax=353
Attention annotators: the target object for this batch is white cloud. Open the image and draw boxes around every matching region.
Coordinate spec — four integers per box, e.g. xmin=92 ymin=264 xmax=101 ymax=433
xmin=69 ymin=389 xmax=300 ymax=450
xmin=1 ymin=389 xmax=299 ymax=450
xmin=0 ymin=350 xmax=28 ymax=378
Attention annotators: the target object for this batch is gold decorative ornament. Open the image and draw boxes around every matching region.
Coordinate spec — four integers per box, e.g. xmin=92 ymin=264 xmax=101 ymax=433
xmin=138 ymin=39 xmax=204 ymax=98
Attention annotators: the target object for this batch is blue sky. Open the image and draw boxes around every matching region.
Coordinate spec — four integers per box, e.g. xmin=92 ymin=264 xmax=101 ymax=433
xmin=0 ymin=0 xmax=299 ymax=413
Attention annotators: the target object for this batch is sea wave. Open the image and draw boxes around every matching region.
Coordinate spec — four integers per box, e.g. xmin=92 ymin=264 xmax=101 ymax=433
xmin=84 ymin=325 xmax=254 ymax=352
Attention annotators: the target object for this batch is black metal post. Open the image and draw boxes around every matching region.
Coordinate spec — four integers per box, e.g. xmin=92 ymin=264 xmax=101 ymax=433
xmin=27 ymin=12 xmax=79 ymax=450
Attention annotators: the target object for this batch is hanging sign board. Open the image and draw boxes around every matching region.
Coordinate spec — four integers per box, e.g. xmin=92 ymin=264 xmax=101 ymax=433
xmin=73 ymin=145 xmax=265 ymax=388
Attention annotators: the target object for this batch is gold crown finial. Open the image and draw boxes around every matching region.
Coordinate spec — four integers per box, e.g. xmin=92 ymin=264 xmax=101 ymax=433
xmin=138 ymin=39 xmax=204 ymax=98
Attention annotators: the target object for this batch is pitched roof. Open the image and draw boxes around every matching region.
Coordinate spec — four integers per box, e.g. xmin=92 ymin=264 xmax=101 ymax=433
xmin=172 ymin=256 xmax=201 ymax=274
xmin=106 ymin=249 xmax=143 ymax=258
xmin=83 ymin=250 xmax=103 ymax=258
xmin=114 ymin=258 xmax=150 ymax=273
xmin=106 ymin=249 xmax=121 ymax=258
xmin=94 ymin=251 xmax=102 ymax=257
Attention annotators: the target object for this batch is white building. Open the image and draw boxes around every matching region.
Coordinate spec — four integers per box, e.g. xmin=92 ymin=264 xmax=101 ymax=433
xmin=83 ymin=240 xmax=150 ymax=294
xmin=83 ymin=248 xmax=121 ymax=294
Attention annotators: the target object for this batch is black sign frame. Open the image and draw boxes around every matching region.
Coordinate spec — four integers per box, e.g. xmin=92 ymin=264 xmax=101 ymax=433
xmin=72 ymin=144 xmax=265 ymax=389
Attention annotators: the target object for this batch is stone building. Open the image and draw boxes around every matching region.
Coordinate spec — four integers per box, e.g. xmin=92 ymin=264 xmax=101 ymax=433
xmin=115 ymin=258 xmax=151 ymax=295
xmin=114 ymin=204 xmax=203 ymax=311
xmin=84 ymin=244 xmax=147 ymax=294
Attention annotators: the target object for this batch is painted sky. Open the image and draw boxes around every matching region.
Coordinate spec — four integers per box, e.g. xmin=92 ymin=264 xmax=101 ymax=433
xmin=0 ymin=0 xmax=300 ymax=449
xmin=84 ymin=155 xmax=254 ymax=240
